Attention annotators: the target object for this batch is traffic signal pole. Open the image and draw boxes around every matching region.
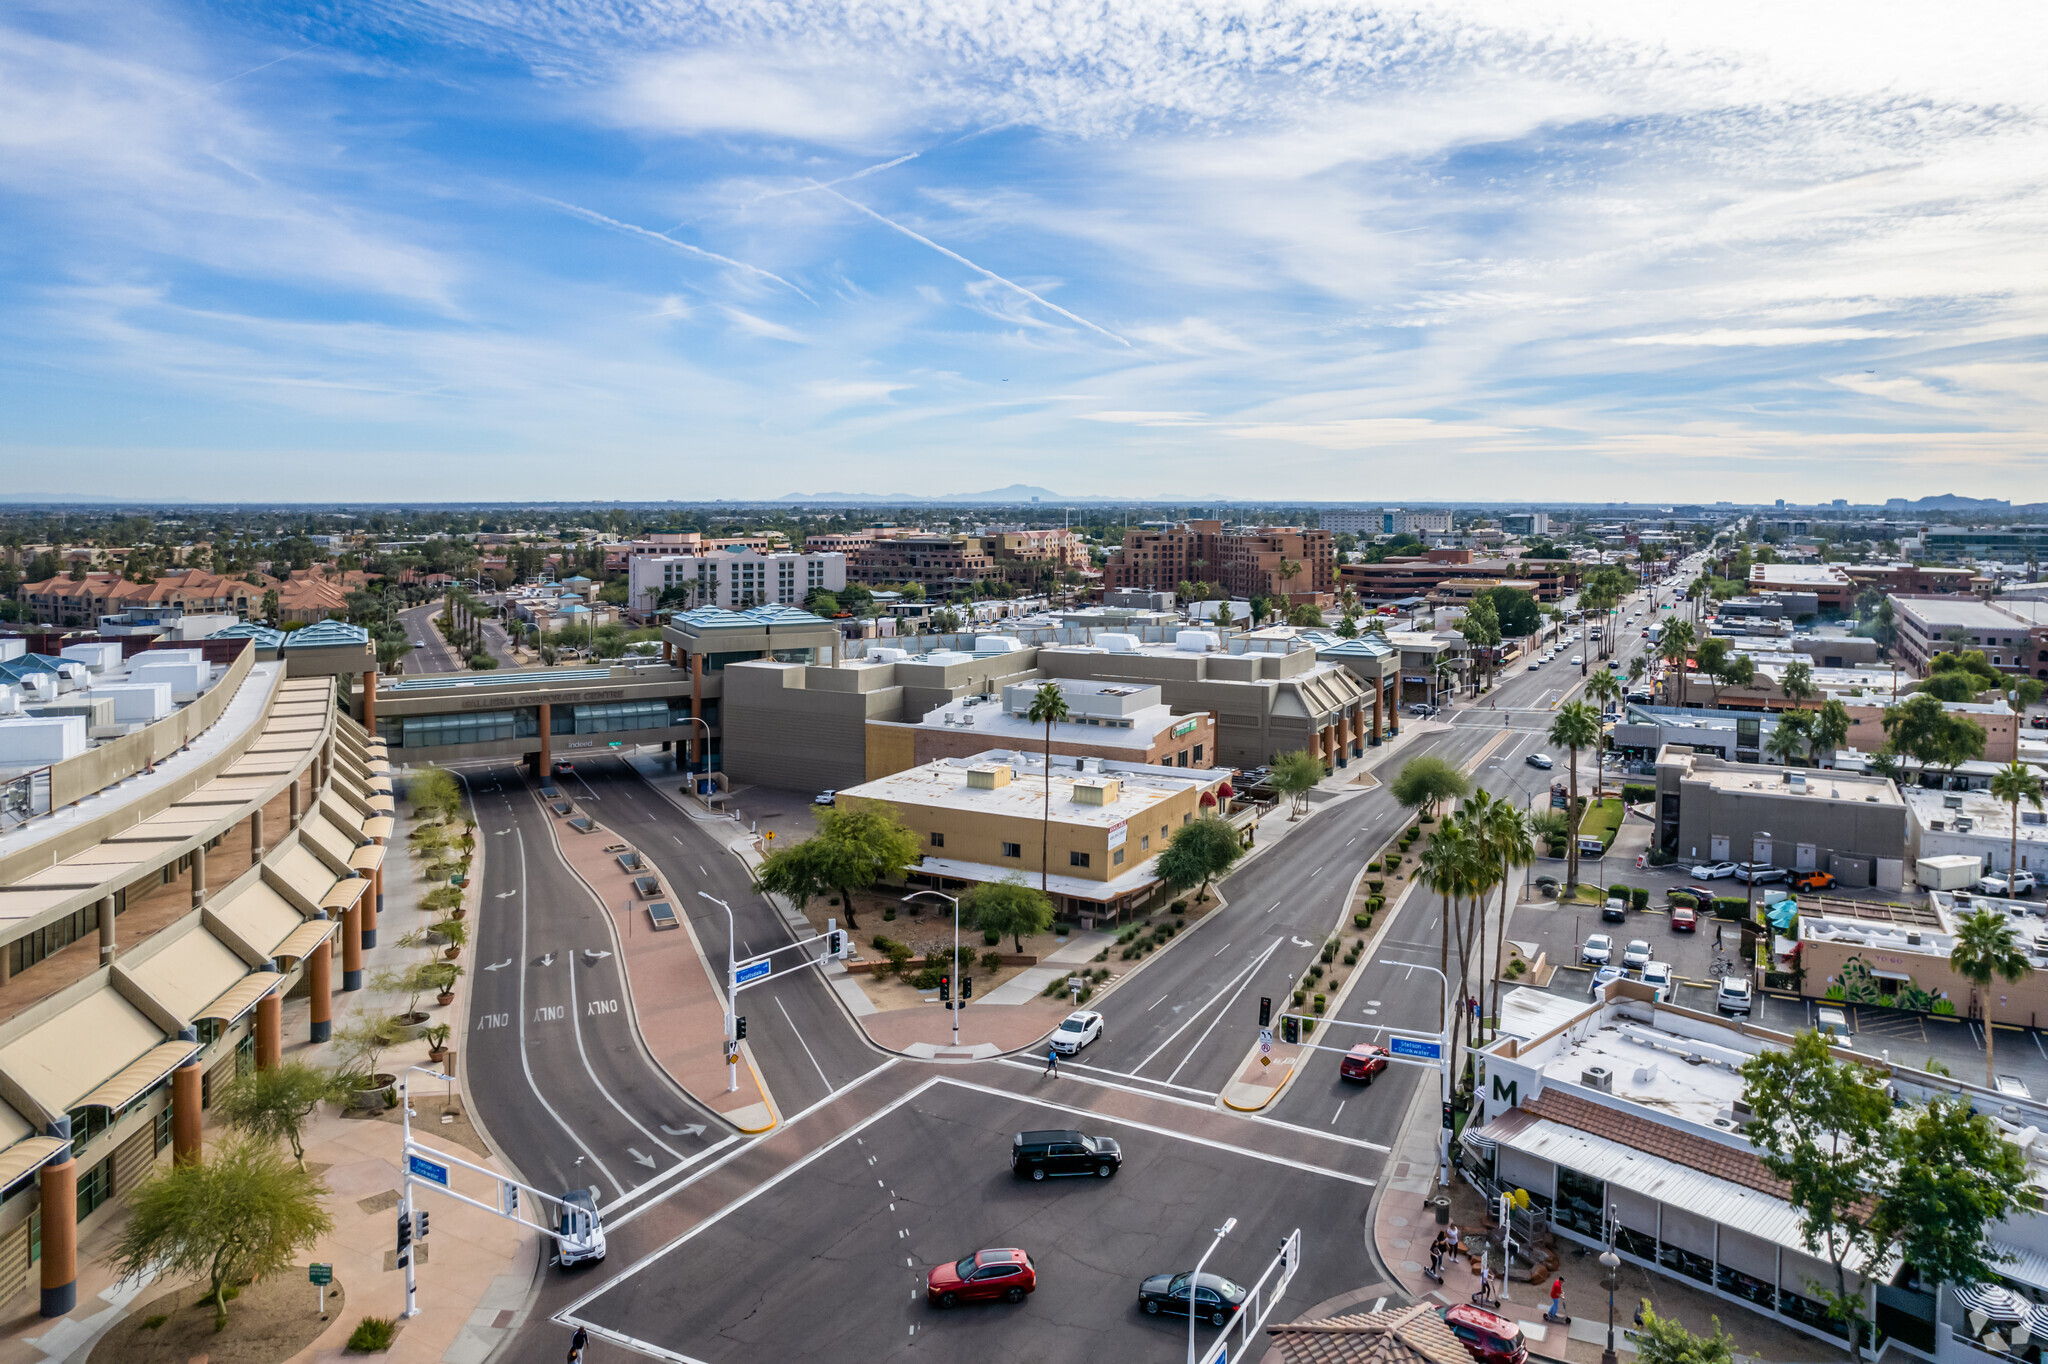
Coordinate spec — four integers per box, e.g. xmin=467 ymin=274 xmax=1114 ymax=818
xmin=698 ymin=892 xmax=847 ymax=1090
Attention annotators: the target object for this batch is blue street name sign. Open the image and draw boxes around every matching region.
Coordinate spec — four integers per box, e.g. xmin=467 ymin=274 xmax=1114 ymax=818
xmin=407 ymin=1153 xmax=450 ymax=1187
xmin=1390 ymin=1037 xmax=1443 ymax=1060
xmin=735 ymin=960 xmax=772 ymax=986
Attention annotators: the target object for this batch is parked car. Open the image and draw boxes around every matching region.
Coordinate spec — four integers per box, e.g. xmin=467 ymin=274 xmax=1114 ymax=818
xmin=1676 ymin=884 xmax=1717 ymax=904
xmin=1690 ymin=861 xmax=1739 ymax=880
xmin=1641 ymin=961 xmax=1674 ymax=1001
xmin=1137 ymin=1271 xmax=1248 ymax=1326
xmin=1716 ymin=975 xmax=1753 ymax=1016
xmin=1012 ymin=1129 xmax=1121 ymax=1180
xmin=1669 ymin=905 xmax=1697 ymax=932
xmin=1050 ymin=1010 xmax=1103 ymax=1054
xmin=1733 ymin=862 xmax=1788 ymax=884
xmin=1441 ymin=1303 xmax=1530 ymax=1364
xmin=1525 ymin=753 xmax=1554 ymax=769
xmin=1998 ymin=1075 xmax=2034 ymax=1100
xmin=1340 ymin=1043 xmax=1389 ymax=1083
xmin=929 ymin=1249 xmax=1037 ymax=1307
xmin=1601 ymin=898 xmax=1628 ymax=923
xmin=813 ymin=790 xmax=836 ymax=806
xmin=554 ymin=1188 xmax=606 ymax=1266
xmin=1622 ymin=939 xmax=1652 ymax=971
xmin=1793 ymin=871 xmax=1836 ymax=893
xmin=1587 ymin=965 xmax=1625 ymax=998
xmin=1980 ymin=872 xmax=2038 ymax=897
xmin=1581 ymin=934 xmax=1613 ymax=965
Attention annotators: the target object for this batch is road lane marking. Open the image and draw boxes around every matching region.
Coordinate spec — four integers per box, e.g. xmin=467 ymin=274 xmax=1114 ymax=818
xmin=1212 ymin=941 xmax=1233 ymax=957
xmin=1167 ymin=942 xmax=1284 ymax=1085
xmin=1132 ymin=940 xmax=1281 ymax=1075
xmin=1331 ymin=1101 xmax=1346 ymax=1125
xmin=1059 ymin=1060 xmax=1217 ymax=1097
xmin=776 ymin=994 xmax=835 ymax=1095
xmin=564 ymin=943 xmax=690 ymax=1164
xmin=1147 ymin=994 xmax=1169 ymax=1011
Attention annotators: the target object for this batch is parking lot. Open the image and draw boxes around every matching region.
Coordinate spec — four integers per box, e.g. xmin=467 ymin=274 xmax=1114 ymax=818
xmin=1509 ymin=890 xmax=2048 ymax=1095
xmin=562 ymin=1079 xmax=1381 ymax=1363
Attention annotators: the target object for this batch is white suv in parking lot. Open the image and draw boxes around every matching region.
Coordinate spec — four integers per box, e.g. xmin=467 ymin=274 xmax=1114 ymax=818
xmin=1716 ymin=976 xmax=1753 ymax=1016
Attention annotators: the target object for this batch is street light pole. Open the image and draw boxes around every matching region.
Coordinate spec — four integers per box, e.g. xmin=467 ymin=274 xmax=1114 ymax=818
xmin=905 ymin=889 xmax=962 ymax=1047
xmin=698 ymin=891 xmax=739 ymax=1092
xmin=1187 ymin=1216 xmax=1238 ymax=1364
xmin=1599 ymin=1218 xmax=1621 ymax=1364
xmin=1394 ymin=959 xmax=1456 ymax=1189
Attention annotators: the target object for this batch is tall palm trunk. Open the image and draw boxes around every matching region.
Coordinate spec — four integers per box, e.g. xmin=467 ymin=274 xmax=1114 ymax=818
xmin=1565 ymin=747 xmax=1582 ymax=890
xmin=1984 ymin=986 xmax=1998 ymax=1091
xmin=1041 ymin=720 xmax=1052 ymax=897
xmin=1488 ymin=861 xmax=1509 ymax=1039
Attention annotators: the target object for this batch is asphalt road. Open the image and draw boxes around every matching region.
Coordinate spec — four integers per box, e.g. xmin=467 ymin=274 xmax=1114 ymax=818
xmin=401 ymin=600 xmax=461 ymax=674
xmin=454 ymin=762 xmax=728 ymax=1211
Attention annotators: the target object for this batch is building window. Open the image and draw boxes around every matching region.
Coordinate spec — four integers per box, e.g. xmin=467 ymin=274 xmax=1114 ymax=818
xmin=930 ymin=832 xmax=945 ymax=848
xmin=153 ymin=1107 xmax=174 ymax=1155
xmin=1069 ymin=851 xmax=1090 ymax=868
xmin=77 ymin=1157 xmax=112 ymax=1221
xmin=1193 ymin=744 xmax=1204 ymax=763
xmin=1113 ymin=849 xmax=1124 ymax=866
xmin=1140 ymin=835 xmax=1150 ymax=852
xmin=1002 ymin=842 xmax=1021 ymax=859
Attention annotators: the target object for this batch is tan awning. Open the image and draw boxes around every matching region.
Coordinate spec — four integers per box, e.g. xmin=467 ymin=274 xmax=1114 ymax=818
xmin=362 ymin=816 xmax=395 ymax=840
xmin=76 ymin=1040 xmax=200 ymax=1112
xmin=298 ymin=813 xmax=357 ymax=872
xmin=0 ymin=1138 xmax=69 ymax=1191
xmin=125 ymin=928 xmax=251 ymax=1023
xmin=348 ymin=844 xmax=387 ymax=873
xmin=274 ymin=918 xmax=336 ymax=960
xmin=274 ymin=844 xmax=337 ymax=904
xmin=213 ymin=879 xmax=307 ymax=958
xmin=320 ymin=877 xmax=368 ymax=912
xmin=368 ymin=759 xmax=392 ymax=774
xmin=194 ymin=971 xmax=282 ymax=1023
xmin=0 ymin=988 xmax=172 ymax=1115
xmin=367 ymin=795 xmax=396 ymax=814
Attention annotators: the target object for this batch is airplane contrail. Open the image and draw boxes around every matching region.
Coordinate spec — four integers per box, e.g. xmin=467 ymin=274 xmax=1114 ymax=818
xmin=535 ymin=195 xmax=812 ymax=302
xmin=810 ymin=183 xmax=1130 ymax=348
xmin=749 ymin=151 xmax=923 ymax=205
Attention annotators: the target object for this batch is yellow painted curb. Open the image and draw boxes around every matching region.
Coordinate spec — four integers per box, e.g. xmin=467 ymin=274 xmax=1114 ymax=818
xmin=1221 ymin=1070 xmax=1293 ymax=1112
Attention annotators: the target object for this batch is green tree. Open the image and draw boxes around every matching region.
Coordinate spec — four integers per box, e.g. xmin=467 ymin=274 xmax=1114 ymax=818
xmin=214 ymin=1061 xmax=339 ymax=1166
xmin=1476 ymin=585 xmax=1541 ymax=638
xmin=1882 ymin=693 xmax=1987 ymax=782
xmin=1417 ymin=815 xmax=1479 ymax=1072
xmin=1248 ymin=595 xmax=1272 ymax=628
xmin=1390 ymin=755 xmax=1468 ymax=820
xmin=1990 ymin=761 xmax=2045 ymax=888
xmin=1475 ymin=796 xmax=1534 ymax=1036
xmin=1810 ymin=699 xmax=1853 ymax=765
xmin=1766 ymin=711 xmax=1813 ymax=767
xmin=1633 ymin=1303 xmax=1738 ymax=1364
xmin=1877 ymin=1093 xmax=2035 ymax=1294
xmin=1155 ymin=816 xmax=1243 ymax=902
xmin=964 ymin=878 xmax=1056 ymax=952
xmin=1741 ymin=1030 xmax=1895 ymax=1364
xmin=1285 ymin=603 xmax=1323 ymax=627
xmin=106 ymin=1137 xmax=334 ymax=1330
xmin=1659 ymin=620 xmax=1697 ymax=708
xmin=1781 ymin=658 xmax=1817 ymax=705
xmin=261 ymin=587 xmax=281 ymax=625
xmin=1026 ymin=683 xmax=1071 ymax=896
xmin=1456 ymin=594 xmax=1502 ymax=687
xmin=1268 ymin=749 xmax=1326 ymax=819
xmin=1547 ymin=701 xmax=1602 ymax=889
xmin=1952 ymin=907 xmax=2033 ymax=1090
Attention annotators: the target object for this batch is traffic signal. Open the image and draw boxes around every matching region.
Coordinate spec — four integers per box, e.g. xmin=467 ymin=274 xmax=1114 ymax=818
xmin=416 ymin=1210 xmax=430 ymax=1240
xmin=396 ymin=1210 xmax=412 ymax=1253
xmin=1258 ymin=995 xmax=1272 ymax=1028
xmin=1281 ymin=1014 xmax=1299 ymax=1044
xmin=961 ymin=975 xmax=972 ymax=1000
xmin=939 ymin=975 xmax=951 ymax=1003
xmin=1442 ymin=1101 xmax=1455 ymax=1130
xmin=734 ymin=1015 xmax=748 ymax=1041
xmin=826 ymin=930 xmax=843 ymax=957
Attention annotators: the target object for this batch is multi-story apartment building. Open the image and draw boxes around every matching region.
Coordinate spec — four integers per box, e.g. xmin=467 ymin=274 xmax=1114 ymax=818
xmin=1916 ymin=524 xmax=2048 ymax=564
xmin=1890 ymin=595 xmax=2048 ymax=679
xmin=15 ymin=569 xmax=370 ymax=629
xmin=846 ymin=535 xmax=997 ymax=590
xmin=1339 ymin=550 xmax=1576 ymax=605
xmin=627 ymin=548 xmax=845 ymax=612
xmin=1103 ymin=521 xmax=1334 ymax=604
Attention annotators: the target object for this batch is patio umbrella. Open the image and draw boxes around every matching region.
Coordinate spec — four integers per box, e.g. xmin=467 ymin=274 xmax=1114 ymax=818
xmin=1766 ymin=902 xmax=1799 ymax=931
xmin=1957 ymin=1284 xmax=2030 ymax=1322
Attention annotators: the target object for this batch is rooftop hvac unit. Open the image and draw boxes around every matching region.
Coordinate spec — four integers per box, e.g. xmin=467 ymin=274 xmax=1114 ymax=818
xmin=1731 ymin=1099 xmax=1754 ymax=1124
xmin=1945 ymin=795 xmax=1965 ymax=809
xmin=20 ymin=673 xmax=54 ymax=700
xmin=1582 ymin=1066 xmax=1614 ymax=1093
xmin=1907 ymin=931 xmax=1922 ymax=946
xmin=1956 ymin=817 xmax=1973 ymax=832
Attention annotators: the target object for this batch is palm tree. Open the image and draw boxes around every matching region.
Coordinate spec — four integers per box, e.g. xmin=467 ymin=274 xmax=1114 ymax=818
xmin=1990 ymin=761 xmax=2044 ymax=889
xmin=1418 ymin=817 xmax=1476 ymax=1073
xmin=1627 ymin=655 xmax=1647 ymax=686
xmin=1582 ymin=672 xmax=1623 ymax=797
xmin=1026 ymin=683 xmax=1070 ymax=897
xmin=1547 ymin=702 xmax=1603 ymax=890
xmin=1765 ymin=712 xmax=1811 ymax=767
xmin=1951 ymin=909 xmax=2032 ymax=1089
xmin=1476 ymin=798 xmax=1535 ymax=1037
xmin=1659 ymin=620 xmax=1697 ymax=708
xmin=1809 ymin=699 xmax=1852 ymax=766
xmin=1276 ymin=558 xmax=1302 ymax=600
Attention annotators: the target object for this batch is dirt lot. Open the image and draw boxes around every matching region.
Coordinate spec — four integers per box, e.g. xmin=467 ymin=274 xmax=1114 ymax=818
xmin=89 ymin=1265 xmax=347 ymax=1364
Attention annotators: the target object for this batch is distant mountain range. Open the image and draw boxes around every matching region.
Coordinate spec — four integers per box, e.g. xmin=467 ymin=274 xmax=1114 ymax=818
xmin=773 ymin=483 xmax=1082 ymax=504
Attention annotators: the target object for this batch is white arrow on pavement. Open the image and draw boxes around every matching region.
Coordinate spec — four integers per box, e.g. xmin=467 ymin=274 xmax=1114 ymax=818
xmin=627 ymin=1148 xmax=657 ymax=1169
xmin=482 ymin=959 xmax=513 ymax=971
xmin=540 ymin=952 xmax=555 ymax=967
xmin=660 ymin=1123 xmax=706 ymax=1137
xmin=583 ymin=949 xmax=612 ymax=963
xmin=1290 ymin=936 xmax=1315 ymax=948
xmin=495 ymin=890 xmax=517 ymax=899
xmin=495 ymin=829 xmax=510 ymax=836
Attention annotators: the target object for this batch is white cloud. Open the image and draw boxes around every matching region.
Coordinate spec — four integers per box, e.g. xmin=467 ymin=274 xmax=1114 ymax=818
xmin=1618 ymin=328 xmax=1913 ymax=346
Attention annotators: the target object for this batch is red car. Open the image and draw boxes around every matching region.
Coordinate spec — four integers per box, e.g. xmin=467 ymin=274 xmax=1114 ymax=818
xmin=927 ymin=1249 xmax=1036 ymax=1308
xmin=1669 ymin=905 xmax=1697 ymax=932
xmin=1441 ymin=1303 xmax=1529 ymax=1364
xmin=1340 ymin=1043 xmax=1390 ymax=1083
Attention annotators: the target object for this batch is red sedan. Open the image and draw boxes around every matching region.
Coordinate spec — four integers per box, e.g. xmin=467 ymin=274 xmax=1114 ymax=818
xmin=927 ymin=1249 xmax=1037 ymax=1308
xmin=1670 ymin=906 xmax=1697 ymax=932
xmin=1341 ymin=1043 xmax=1389 ymax=1084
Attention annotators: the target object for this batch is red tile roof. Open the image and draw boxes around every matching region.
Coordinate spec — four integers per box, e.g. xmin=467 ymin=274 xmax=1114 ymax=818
xmin=1268 ymin=1305 xmax=1473 ymax=1364
xmin=1520 ymin=1088 xmax=1790 ymax=1200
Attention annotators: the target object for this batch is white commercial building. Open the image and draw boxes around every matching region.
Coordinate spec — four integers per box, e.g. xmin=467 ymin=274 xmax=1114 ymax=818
xmin=627 ymin=548 xmax=845 ymax=614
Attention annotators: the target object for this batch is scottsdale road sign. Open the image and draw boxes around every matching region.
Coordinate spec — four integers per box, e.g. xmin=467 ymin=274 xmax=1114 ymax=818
xmin=735 ymin=959 xmax=772 ymax=986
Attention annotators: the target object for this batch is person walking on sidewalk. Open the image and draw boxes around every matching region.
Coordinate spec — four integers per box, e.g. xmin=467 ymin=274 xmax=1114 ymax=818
xmin=569 ymin=1326 xmax=589 ymax=1364
xmin=1044 ymin=1045 xmax=1059 ymax=1077
xmin=1546 ymin=1277 xmax=1568 ymax=1322
xmin=1471 ymin=1256 xmax=1495 ymax=1307
xmin=1427 ymin=1230 xmax=1448 ymax=1281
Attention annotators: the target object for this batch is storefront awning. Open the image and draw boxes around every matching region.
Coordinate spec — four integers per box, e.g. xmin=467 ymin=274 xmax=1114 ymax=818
xmin=348 ymin=844 xmax=387 ymax=874
xmin=0 ymin=1137 xmax=69 ymax=1190
xmin=320 ymin=877 xmax=368 ymax=913
xmin=274 ymin=918 xmax=336 ymax=960
xmin=76 ymin=1040 xmax=201 ymax=1112
xmin=362 ymin=816 xmax=395 ymax=840
xmin=194 ymin=971 xmax=282 ymax=1023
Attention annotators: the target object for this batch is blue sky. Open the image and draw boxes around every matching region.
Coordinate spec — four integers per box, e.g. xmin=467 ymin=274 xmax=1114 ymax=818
xmin=3 ymin=0 xmax=2044 ymax=503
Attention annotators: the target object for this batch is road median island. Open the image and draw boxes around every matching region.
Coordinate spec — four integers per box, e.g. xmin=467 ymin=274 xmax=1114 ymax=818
xmin=527 ymin=781 xmax=778 ymax=1134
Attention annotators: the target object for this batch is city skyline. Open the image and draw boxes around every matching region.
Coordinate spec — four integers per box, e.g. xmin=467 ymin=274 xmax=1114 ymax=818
xmin=4 ymin=0 xmax=2044 ymax=502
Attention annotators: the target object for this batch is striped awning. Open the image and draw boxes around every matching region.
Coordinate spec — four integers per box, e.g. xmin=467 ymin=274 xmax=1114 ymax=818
xmin=319 ymin=877 xmax=369 ymax=912
xmin=75 ymin=1040 xmax=201 ymax=1112
xmin=0 ymin=1137 xmax=69 ymax=1191
xmin=1958 ymin=1284 xmax=2031 ymax=1323
xmin=194 ymin=971 xmax=282 ymax=1023
xmin=274 ymin=918 xmax=336 ymax=960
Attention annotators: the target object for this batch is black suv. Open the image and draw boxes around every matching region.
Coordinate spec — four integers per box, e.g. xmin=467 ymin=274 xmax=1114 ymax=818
xmin=1012 ymin=1129 xmax=1122 ymax=1181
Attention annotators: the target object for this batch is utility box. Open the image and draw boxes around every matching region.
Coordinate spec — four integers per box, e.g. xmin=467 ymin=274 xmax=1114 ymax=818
xmin=1915 ymin=854 xmax=1981 ymax=891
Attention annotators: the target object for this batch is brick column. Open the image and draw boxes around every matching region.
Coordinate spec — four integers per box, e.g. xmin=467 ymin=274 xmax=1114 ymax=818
xmin=255 ymin=991 xmax=282 ymax=1071
xmin=38 ymin=1149 xmax=76 ymax=1318
xmin=97 ymin=895 xmax=114 ymax=966
xmin=343 ymin=902 xmax=364 ymax=991
xmin=171 ymin=1057 xmax=202 ymax=1164
xmin=309 ymin=937 xmax=333 ymax=1042
xmin=360 ymin=670 xmax=378 ymax=737
xmin=361 ymin=869 xmax=379 ymax=949
xmin=189 ymin=845 xmax=206 ymax=909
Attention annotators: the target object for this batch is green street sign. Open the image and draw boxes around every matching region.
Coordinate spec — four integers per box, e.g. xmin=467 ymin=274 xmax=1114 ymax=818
xmin=308 ymin=1263 xmax=333 ymax=1285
